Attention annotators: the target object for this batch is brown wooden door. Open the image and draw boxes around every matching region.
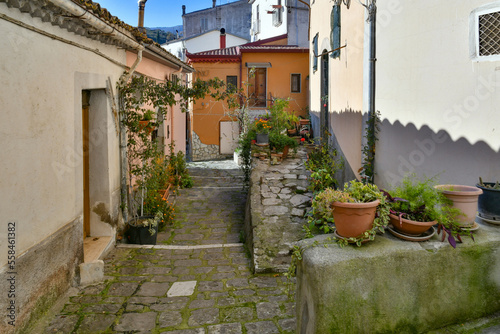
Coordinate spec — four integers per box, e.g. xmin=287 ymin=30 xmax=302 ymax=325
xmin=82 ymin=91 xmax=90 ymax=238
xmin=255 ymin=68 xmax=267 ymax=107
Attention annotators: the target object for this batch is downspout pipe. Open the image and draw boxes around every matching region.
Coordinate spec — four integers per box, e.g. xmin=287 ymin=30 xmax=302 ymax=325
xmin=366 ymin=1 xmax=377 ymax=183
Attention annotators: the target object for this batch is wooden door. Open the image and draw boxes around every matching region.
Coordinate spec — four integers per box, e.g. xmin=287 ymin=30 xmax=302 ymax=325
xmin=82 ymin=91 xmax=90 ymax=238
xmin=255 ymin=68 xmax=267 ymax=107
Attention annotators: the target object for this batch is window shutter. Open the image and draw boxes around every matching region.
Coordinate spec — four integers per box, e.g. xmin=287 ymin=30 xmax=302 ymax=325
xmin=313 ymin=34 xmax=318 ymax=71
xmin=330 ymin=5 xmax=341 ymax=58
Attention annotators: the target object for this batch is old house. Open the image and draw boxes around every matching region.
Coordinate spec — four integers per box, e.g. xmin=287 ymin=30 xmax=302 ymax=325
xmin=309 ymin=0 xmax=500 ymax=188
xmin=187 ymin=35 xmax=309 ymax=160
xmin=0 ymin=0 xmax=192 ymax=332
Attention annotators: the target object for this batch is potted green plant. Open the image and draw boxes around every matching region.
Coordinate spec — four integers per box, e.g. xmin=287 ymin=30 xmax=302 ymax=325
xmin=385 ymin=176 xmax=446 ymax=237
xmin=385 ymin=175 xmax=467 ymax=247
xmin=139 ymin=109 xmax=156 ymax=134
xmin=319 ymin=180 xmax=390 ymax=246
xmin=434 ymin=184 xmax=482 ymax=228
xmin=254 ymin=117 xmax=271 ymax=144
xmin=126 ymin=211 xmax=162 ymax=245
xmin=476 ymin=177 xmax=500 ymax=224
xmin=269 ymin=131 xmax=298 ymax=158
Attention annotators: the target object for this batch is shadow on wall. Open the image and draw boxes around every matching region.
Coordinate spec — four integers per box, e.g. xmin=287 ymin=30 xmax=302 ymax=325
xmin=376 ymin=119 xmax=500 ymax=189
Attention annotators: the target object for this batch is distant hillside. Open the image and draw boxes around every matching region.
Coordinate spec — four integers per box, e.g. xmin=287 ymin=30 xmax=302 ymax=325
xmin=145 ymin=25 xmax=183 ymax=44
xmin=149 ymin=25 xmax=183 ymax=34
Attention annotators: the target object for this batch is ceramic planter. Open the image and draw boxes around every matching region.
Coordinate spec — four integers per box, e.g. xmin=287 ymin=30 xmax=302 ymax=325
xmin=256 ymin=133 xmax=269 ymax=145
xmin=476 ymin=183 xmax=500 ymax=223
xmin=435 ymin=185 xmax=483 ymax=227
xmin=389 ymin=213 xmax=436 ymax=236
xmin=332 ymin=199 xmax=380 ymax=238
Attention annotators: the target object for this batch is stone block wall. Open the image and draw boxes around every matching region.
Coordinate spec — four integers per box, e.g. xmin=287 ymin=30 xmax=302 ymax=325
xmin=245 ymin=147 xmax=311 ymax=273
xmin=296 ymin=225 xmax=500 ymax=334
xmin=191 ymin=132 xmax=231 ymax=161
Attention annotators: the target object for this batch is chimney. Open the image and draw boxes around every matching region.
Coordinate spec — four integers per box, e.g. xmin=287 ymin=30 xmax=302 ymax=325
xmin=213 ymin=0 xmax=216 ymax=8
xmin=220 ymin=28 xmax=226 ymax=49
xmin=138 ymin=0 xmax=147 ymax=32
xmin=182 ymin=5 xmax=186 ymax=16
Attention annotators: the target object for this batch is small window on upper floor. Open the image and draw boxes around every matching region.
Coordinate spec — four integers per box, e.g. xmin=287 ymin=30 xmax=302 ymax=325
xmin=226 ymin=75 xmax=238 ymax=91
xmin=330 ymin=4 xmax=341 ymax=59
xmin=291 ymin=74 xmax=301 ymax=93
xmin=201 ymin=17 xmax=208 ymax=32
xmin=312 ymin=33 xmax=319 ymax=72
xmin=470 ymin=4 xmax=500 ymax=61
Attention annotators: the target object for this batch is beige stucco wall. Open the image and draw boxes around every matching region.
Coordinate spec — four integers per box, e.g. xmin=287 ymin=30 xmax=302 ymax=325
xmin=309 ymin=2 xmax=366 ymax=180
xmin=0 ymin=5 xmax=125 ymax=267
xmin=375 ymin=0 xmax=500 ymax=187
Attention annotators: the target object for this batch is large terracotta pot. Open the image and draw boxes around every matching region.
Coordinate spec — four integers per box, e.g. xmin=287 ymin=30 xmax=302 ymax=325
xmin=435 ymin=185 xmax=482 ymax=227
xmin=389 ymin=214 xmax=436 ymax=236
xmin=332 ymin=199 xmax=380 ymax=238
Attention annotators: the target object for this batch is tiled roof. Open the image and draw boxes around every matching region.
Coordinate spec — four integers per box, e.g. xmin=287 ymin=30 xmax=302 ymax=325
xmin=3 ymin=0 xmax=192 ymax=70
xmin=240 ymin=45 xmax=309 ymax=53
xmin=189 ymin=47 xmax=240 ymax=57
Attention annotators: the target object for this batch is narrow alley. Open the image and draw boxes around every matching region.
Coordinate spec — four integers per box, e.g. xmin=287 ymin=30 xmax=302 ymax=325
xmin=42 ymin=161 xmax=296 ymax=334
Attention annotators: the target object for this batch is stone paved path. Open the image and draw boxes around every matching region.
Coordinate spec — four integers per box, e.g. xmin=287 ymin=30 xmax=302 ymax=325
xmin=43 ymin=161 xmax=296 ymax=334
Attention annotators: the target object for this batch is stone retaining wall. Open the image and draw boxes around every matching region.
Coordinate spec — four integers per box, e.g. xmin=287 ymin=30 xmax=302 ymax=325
xmin=191 ymin=132 xmax=231 ymax=161
xmin=296 ymin=224 xmax=500 ymax=333
xmin=245 ymin=147 xmax=311 ymax=273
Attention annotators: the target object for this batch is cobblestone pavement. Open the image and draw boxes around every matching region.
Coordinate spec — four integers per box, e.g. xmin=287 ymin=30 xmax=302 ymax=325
xmin=43 ymin=161 xmax=296 ymax=334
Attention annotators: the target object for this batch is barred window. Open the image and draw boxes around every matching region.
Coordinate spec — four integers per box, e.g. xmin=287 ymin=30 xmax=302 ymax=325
xmin=478 ymin=11 xmax=500 ymax=56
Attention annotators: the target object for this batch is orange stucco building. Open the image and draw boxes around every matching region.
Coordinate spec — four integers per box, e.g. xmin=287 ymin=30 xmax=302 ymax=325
xmin=187 ymin=35 xmax=309 ymax=161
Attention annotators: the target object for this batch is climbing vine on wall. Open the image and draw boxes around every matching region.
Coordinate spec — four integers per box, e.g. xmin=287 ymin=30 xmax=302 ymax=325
xmin=359 ymin=110 xmax=381 ymax=185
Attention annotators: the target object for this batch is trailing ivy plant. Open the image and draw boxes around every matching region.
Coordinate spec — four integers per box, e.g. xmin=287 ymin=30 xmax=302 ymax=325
xmin=305 ymin=132 xmax=343 ymax=193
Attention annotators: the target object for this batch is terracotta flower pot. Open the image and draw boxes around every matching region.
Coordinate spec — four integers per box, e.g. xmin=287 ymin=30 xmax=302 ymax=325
xmin=435 ymin=185 xmax=483 ymax=227
xmin=389 ymin=214 xmax=436 ymax=236
xmin=332 ymin=199 xmax=380 ymax=238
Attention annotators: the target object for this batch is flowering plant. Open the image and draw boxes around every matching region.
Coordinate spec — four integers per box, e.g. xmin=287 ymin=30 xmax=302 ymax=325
xmin=254 ymin=118 xmax=271 ymax=134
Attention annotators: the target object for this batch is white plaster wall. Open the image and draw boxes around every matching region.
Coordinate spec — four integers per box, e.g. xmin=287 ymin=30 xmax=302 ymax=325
xmin=377 ymin=0 xmax=500 ymax=151
xmin=309 ymin=1 xmax=366 ymax=179
xmin=163 ymin=32 xmax=249 ymax=57
xmin=0 ymin=5 xmax=125 ymax=265
xmin=185 ymin=31 xmax=249 ymax=53
xmin=375 ymin=0 xmax=500 ymax=187
xmin=251 ymin=0 xmax=288 ymax=41
xmin=162 ymin=40 xmax=184 ymax=60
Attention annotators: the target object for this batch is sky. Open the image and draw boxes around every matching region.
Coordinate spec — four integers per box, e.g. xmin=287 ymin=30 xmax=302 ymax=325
xmin=95 ymin=0 xmax=239 ymax=28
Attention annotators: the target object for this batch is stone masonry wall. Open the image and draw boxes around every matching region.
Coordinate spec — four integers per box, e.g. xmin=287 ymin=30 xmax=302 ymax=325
xmin=245 ymin=147 xmax=311 ymax=273
xmin=191 ymin=132 xmax=231 ymax=161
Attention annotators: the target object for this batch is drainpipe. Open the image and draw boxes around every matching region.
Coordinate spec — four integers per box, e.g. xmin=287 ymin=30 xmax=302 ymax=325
xmin=367 ymin=2 xmax=376 ymax=180
xmin=360 ymin=0 xmax=377 ymax=183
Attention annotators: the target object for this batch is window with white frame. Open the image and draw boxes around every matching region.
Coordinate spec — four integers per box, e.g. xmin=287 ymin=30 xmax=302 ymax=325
xmin=471 ymin=4 xmax=500 ymax=61
xmin=291 ymin=74 xmax=301 ymax=93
